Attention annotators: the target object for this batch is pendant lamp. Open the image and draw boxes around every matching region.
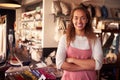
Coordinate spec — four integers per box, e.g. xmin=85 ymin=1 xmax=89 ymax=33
xmin=81 ymin=0 xmax=94 ymax=2
xmin=0 ymin=0 xmax=21 ymax=8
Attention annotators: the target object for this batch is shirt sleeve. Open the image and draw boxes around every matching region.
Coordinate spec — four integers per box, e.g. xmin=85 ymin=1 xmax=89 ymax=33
xmin=56 ymin=35 xmax=67 ymax=69
xmin=92 ymin=38 xmax=103 ymax=70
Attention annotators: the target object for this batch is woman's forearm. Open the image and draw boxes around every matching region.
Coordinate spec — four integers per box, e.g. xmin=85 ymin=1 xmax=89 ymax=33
xmin=66 ymin=58 xmax=95 ymax=70
xmin=61 ymin=62 xmax=83 ymax=71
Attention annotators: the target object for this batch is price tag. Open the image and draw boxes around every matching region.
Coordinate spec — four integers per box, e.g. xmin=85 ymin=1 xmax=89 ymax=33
xmin=38 ymin=74 xmax=46 ymax=80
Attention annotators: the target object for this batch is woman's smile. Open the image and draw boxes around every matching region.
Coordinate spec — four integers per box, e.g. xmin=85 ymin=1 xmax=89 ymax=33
xmin=77 ymin=23 xmax=83 ymax=28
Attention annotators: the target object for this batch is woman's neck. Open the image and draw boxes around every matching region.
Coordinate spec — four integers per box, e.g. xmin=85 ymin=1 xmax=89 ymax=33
xmin=75 ymin=29 xmax=85 ymax=36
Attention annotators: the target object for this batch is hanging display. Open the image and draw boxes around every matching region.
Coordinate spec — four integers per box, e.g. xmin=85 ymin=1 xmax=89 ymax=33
xmin=0 ymin=15 xmax=7 ymax=65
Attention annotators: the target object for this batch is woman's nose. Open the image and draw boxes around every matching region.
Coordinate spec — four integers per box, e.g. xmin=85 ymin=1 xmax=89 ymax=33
xmin=78 ymin=18 xmax=82 ymax=23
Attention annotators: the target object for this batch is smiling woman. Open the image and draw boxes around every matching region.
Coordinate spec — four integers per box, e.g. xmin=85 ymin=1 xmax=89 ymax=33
xmin=56 ymin=6 xmax=103 ymax=80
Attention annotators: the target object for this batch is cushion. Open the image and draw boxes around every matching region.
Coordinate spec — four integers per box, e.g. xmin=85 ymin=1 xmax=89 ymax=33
xmin=95 ymin=6 xmax=102 ymax=17
xmin=60 ymin=1 xmax=70 ymax=15
xmin=51 ymin=1 xmax=62 ymax=16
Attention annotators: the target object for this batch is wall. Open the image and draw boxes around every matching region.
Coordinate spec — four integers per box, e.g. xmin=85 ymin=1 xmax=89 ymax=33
xmin=42 ymin=0 xmax=58 ymax=48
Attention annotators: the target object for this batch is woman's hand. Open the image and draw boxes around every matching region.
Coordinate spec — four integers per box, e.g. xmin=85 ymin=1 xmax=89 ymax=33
xmin=66 ymin=58 xmax=95 ymax=70
xmin=66 ymin=58 xmax=75 ymax=63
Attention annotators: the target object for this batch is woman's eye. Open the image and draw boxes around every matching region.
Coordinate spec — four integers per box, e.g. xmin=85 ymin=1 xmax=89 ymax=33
xmin=73 ymin=17 xmax=78 ymax=20
xmin=81 ymin=17 xmax=87 ymax=20
xmin=73 ymin=16 xmax=87 ymax=21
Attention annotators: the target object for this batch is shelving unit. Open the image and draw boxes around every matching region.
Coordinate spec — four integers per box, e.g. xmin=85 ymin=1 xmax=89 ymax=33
xmin=98 ymin=19 xmax=120 ymax=80
xmin=15 ymin=3 xmax=43 ymax=62
xmin=102 ymin=29 xmax=120 ymax=33
xmin=15 ymin=0 xmax=43 ymax=49
xmin=18 ymin=9 xmax=42 ymax=47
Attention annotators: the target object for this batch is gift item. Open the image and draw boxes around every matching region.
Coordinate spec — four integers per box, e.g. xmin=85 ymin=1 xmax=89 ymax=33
xmin=105 ymin=49 xmax=117 ymax=63
xmin=37 ymin=67 xmax=56 ymax=80
xmin=5 ymin=67 xmax=62 ymax=80
xmin=30 ymin=48 xmax=42 ymax=62
xmin=60 ymin=1 xmax=70 ymax=16
xmin=54 ymin=17 xmax=66 ymax=42
xmin=51 ymin=1 xmax=62 ymax=16
xmin=5 ymin=66 xmax=30 ymax=73
xmin=45 ymin=51 xmax=56 ymax=66
xmin=106 ymin=22 xmax=119 ymax=30
xmin=87 ymin=4 xmax=95 ymax=18
xmin=0 ymin=15 xmax=7 ymax=64
xmin=71 ymin=2 xmax=79 ymax=10
xmin=95 ymin=6 xmax=102 ymax=17
xmin=103 ymin=33 xmax=114 ymax=49
xmin=101 ymin=6 xmax=108 ymax=18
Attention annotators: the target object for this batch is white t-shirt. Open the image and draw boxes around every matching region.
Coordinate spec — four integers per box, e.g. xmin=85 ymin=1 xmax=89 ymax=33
xmin=56 ymin=35 xmax=103 ymax=70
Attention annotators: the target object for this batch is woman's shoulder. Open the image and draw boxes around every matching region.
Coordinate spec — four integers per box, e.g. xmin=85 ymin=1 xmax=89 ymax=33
xmin=92 ymin=37 xmax=101 ymax=46
xmin=58 ymin=34 xmax=66 ymax=43
xmin=60 ymin=34 xmax=67 ymax=40
xmin=90 ymin=37 xmax=101 ymax=45
xmin=96 ymin=37 xmax=101 ymax=42
xmin=59 ymin=34 xmax=67 ymax=46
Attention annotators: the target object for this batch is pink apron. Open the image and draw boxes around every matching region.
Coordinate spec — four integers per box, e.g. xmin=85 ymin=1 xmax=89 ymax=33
xmin=61 ymin=46 xmax=96 ymax=80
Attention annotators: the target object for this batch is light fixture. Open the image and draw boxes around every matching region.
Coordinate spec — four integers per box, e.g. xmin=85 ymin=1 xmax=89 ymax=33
xmin=0 ymin=0 xmax=21 ymax=8
xmin=81 ymin=0 xmax=94 ymax=2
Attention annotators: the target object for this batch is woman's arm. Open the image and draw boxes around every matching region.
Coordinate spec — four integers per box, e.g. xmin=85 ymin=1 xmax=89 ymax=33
xmin=56 ymin=36 xmax=103 ymax=71
xmin=65 ymin=38 xmax=103 ymax=71
xmin=61 ymin=62 xmax=82 ymax=71
xmin=66 ymin=58 xmax=95 ymax=70
xmin=56 ymin=35 xmax=84 ymax=71
xmin=92 ymin=38 xmax=103 ymax=70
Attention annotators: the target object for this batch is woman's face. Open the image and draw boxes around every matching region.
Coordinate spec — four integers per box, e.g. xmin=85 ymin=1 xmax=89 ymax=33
xmin=72 ymin=9 xmax=88 ymax=31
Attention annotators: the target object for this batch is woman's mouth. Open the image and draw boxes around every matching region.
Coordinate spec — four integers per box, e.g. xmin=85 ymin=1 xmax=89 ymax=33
xmin=77 ymin=24 xmax=83 ymax=28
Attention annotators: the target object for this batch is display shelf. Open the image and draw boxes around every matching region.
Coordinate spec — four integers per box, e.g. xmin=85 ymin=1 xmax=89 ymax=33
xmin=21 ymin=19 xmax=42 ymax=22
xmin=102 ymin=29 xmax=120 ymax=33
xmin=20 ymin=9 xmax=42 ymax=40
xmin=99 ymin=17 xmax=120 ymax=21
xmin=93 ymin=16 xmax=120 ymax=80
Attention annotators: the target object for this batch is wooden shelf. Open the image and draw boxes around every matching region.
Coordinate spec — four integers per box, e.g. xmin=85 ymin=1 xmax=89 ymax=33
xmin=102 ymin=29 xmax=120 ymax=33
xmin=21 ymin=19 xmax=42 ymax=22
xmin=99 ymin=17 xmax=120 ymax=21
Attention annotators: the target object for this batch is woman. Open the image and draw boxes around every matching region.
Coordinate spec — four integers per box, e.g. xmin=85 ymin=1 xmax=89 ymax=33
xmin=56 ymin=6 xmax=103 ymax=80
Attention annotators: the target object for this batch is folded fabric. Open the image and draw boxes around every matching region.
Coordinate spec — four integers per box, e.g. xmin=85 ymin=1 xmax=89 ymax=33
xmin=54 ymin=17 xmax=66 ymax=42
xmin=102 ymin=33 xmax=110 ymax=46
xmin=37 ymin=68 xmax=56 ymax=80
xmin=101 ymin=6 xmax=108 ymax=18
xmin=103 ymin=33 xmax=114 ymax=49
xmin=115 ymin=34 xmax=120 ymax=54
xmin=95 ymin=6 xmax=102 ymax=17
xmin=87 ymin=4 xmax=95 ymax=18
